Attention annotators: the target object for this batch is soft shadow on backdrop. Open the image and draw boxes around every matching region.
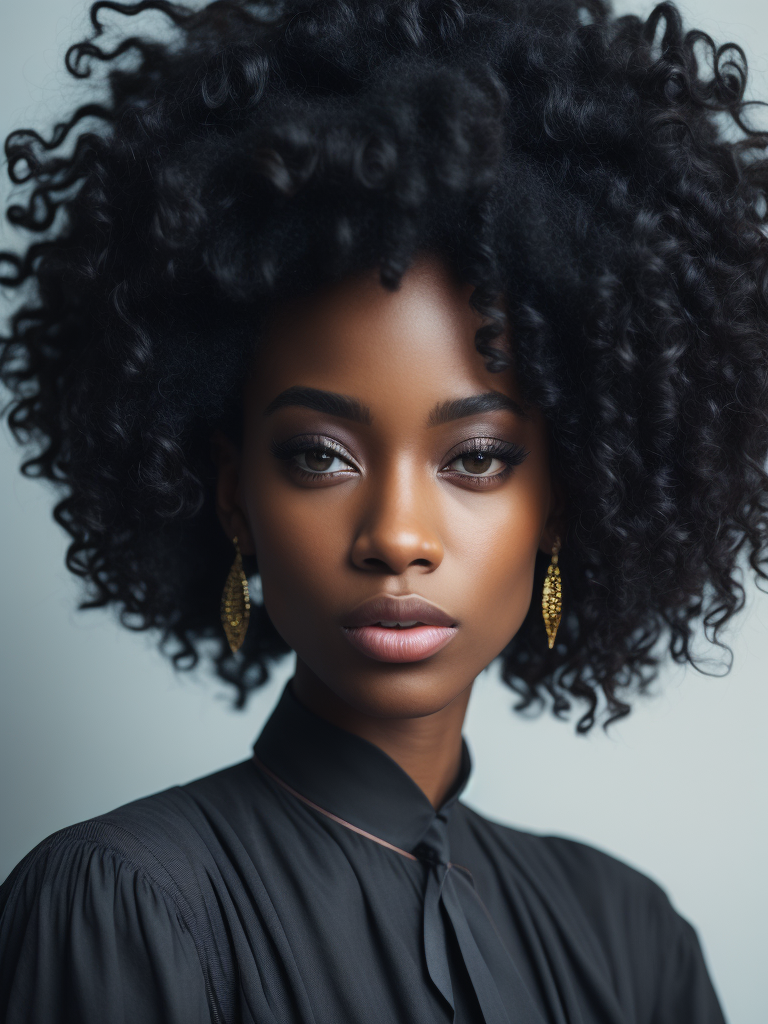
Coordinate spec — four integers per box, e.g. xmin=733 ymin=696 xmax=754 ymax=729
xmin=1 ymin=1 xmax=766 ymax=1021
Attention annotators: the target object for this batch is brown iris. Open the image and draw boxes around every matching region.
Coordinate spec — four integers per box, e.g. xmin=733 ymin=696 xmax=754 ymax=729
xmin=305 ymin=447 xmax=336 ymax=471
xmin=460 ymin=452 xmax=494 ymax=474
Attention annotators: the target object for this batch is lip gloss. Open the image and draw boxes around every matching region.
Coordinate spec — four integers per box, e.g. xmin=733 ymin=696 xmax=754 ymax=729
xmin=342 ymin=624 xmax=457 ymax=663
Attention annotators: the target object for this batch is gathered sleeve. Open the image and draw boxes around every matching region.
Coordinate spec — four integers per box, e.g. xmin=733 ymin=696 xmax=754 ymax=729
xmin=0 ymin=836 xmax=211 ymax=1024
xmin=650 ymin=897 xmax=725 ymax=1024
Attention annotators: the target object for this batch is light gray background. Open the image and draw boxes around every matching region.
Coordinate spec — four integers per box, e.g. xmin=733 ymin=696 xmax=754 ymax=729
xmin=1 ymin=1 xmax=766 ymax=1021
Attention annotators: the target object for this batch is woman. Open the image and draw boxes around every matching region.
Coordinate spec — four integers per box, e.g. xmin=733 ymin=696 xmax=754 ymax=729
xmin=1 ymin=0 xmax=766 ymax=1020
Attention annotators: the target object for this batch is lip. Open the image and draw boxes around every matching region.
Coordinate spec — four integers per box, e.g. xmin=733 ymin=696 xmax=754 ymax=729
xmin=341 ymin=595 xmax=458 ymax=664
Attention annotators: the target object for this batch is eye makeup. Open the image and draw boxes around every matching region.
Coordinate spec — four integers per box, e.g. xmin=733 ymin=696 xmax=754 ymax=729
xmin=270 ymin=431 xmax=529 ymax=488
xmin=441 ymin=437 xmax=528 ymax=470
xmin=268 ymin=425 xmax=528 ymax=485
xmin=440 ymin=438 xmax=529 ymax=487
xmin=270 ymin=435 xmax=359 ymax=481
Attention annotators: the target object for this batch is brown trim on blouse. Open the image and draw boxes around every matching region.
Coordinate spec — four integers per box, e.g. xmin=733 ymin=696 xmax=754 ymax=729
xmin=253 ymin=754 xmax=419 ymax=861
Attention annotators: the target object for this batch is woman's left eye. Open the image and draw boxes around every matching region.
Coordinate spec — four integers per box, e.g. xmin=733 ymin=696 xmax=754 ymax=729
xmin=445 ymin=452 xmax=508 ymax=476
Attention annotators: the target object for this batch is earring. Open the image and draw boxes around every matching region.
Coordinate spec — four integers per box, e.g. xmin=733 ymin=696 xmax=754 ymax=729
xmin=221 ymin=537 xmax=251 ymax=654
xmin=542 ymin=537 xmax=562 ymax=650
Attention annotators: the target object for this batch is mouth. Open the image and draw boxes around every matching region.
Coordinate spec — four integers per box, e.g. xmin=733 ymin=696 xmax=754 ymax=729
xmin=341 ymin=595 xmax=458 ymax=664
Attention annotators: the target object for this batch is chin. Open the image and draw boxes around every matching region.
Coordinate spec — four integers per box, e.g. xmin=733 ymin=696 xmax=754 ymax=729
xmin=323 ymin=662 xmax=475 ymax=720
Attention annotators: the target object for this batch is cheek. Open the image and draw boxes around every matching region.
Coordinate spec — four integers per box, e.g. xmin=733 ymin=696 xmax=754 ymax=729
xmin=243 ymin=471 xmax=349 ymax=629
xmin=443 ymin=478 xmax=546 ymax=638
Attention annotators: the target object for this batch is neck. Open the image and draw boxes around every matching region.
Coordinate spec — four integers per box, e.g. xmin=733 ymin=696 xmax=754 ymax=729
xmin=290 ymin=665 xmax=472 ymax=808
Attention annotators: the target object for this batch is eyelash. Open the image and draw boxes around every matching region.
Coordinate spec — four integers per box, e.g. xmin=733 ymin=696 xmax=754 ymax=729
xmin=270 ymin=435 xmax=529 ymax=483
xmin=270 ymin=436 xmax=357 ymax=479
xmin=441 ymin=439 xmax=529 ymax=479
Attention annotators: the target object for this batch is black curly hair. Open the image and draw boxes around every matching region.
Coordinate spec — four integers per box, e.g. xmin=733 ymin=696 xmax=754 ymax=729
xmin=3 ymin=0 xmax=768 ymax=729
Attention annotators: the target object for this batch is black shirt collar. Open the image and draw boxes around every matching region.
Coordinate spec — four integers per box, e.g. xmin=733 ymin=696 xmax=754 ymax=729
xmin=253 ymin=683 xmax=471 ymax=852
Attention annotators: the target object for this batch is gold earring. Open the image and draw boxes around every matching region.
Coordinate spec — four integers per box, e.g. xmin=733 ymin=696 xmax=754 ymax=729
xmin=221 ymin=537 xmax=251 ymax=654
xmin=542 ymin=537 xmax=562 ymax=650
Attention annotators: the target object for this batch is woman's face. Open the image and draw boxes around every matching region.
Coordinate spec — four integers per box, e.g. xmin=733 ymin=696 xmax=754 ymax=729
xmin=219 ymin=257 xmax=555 ymax=720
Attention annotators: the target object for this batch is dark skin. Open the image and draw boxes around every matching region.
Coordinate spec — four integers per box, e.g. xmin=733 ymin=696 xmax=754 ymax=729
xmin=215 ymin=257 xmax=558 ymax=806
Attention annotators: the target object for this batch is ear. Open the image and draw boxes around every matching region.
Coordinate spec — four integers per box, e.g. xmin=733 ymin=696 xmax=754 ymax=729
xmin=539 ymin=474 xmax=566 ymax=556
xmin=210 ymin=429 xmax=256 ymax=556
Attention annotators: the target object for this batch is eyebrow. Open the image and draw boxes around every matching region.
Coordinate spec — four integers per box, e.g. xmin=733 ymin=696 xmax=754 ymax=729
xmin=427 ymin=392 xmax=526 ymax=426
xmin=264 ymin=386 xmax=372 ymax=425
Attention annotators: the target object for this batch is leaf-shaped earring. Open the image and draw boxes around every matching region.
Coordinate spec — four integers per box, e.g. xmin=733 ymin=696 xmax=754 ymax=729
xmin=221 ymin=536 xmax=251 ymax=654
xmin=542 ymin=537 xmax=562 ymax=650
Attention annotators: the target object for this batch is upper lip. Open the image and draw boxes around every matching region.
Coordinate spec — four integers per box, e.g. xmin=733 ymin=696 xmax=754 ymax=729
xmin=342 ymin=595 xmax=457 ymax=629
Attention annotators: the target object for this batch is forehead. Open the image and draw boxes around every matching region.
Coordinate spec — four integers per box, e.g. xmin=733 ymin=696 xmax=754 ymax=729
xmin=248 ymin=258 xmax=518 ymax=415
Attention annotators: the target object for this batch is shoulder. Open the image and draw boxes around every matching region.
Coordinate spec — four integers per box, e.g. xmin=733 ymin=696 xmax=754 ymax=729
xmin=455 ymin=806 xmax=724 ymax=1021
xmin=0 ymin=761 xmax=260 ymax=1024
xmin=459 ymin=801 xmax=662 ymax=892
xmin=456 ymin=803 xmax=692 ymax=948
xmin=2 ymin=758 xmax=258 ymax=912
xmin=0 ymin=808 xmax=213 ymax=1023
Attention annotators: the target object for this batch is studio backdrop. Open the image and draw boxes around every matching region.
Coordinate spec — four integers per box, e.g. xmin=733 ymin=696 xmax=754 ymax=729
xmin=1 ymin=2 xmax=766 ymax=1022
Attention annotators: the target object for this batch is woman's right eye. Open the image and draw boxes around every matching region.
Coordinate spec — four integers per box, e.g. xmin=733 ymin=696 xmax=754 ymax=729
xmin=270 ymin=436 xmax=359 ymax=479
xmin=294 ymin=447 xmax=351 ymax=474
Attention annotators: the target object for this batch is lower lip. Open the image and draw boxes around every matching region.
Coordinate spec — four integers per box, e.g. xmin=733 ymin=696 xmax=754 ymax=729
xmin=342 ymin=625 xmax=458 ymax=663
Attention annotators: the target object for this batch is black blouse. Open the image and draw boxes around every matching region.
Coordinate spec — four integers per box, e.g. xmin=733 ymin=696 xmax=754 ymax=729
xmin=0 ymin=684 xmax=725 ymax=1024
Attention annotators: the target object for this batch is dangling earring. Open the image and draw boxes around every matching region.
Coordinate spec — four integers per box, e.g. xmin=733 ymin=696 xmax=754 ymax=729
xmin=542 ymin=537 xmax=562 ymax=650
xmin=221 ymin=536 xmax=251 ymax=654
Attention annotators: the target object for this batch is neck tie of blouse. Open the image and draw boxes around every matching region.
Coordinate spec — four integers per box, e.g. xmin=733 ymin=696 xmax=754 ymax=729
xmin=414 ymin=812 xmax=544 ymax=1024
xmin=254 ymin=755 xmax=545 ymax=1024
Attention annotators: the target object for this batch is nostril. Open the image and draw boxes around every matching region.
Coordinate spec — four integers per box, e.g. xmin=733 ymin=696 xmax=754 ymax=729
xmin=362 ymin=557 xmax=391 ymax=571
xmin=361 ymin=556 xmax=433 ymax=571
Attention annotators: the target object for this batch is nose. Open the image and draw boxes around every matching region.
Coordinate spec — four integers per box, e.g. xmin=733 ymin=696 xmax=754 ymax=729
xmin=350 ymin=469 xmax=444 ymax=575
